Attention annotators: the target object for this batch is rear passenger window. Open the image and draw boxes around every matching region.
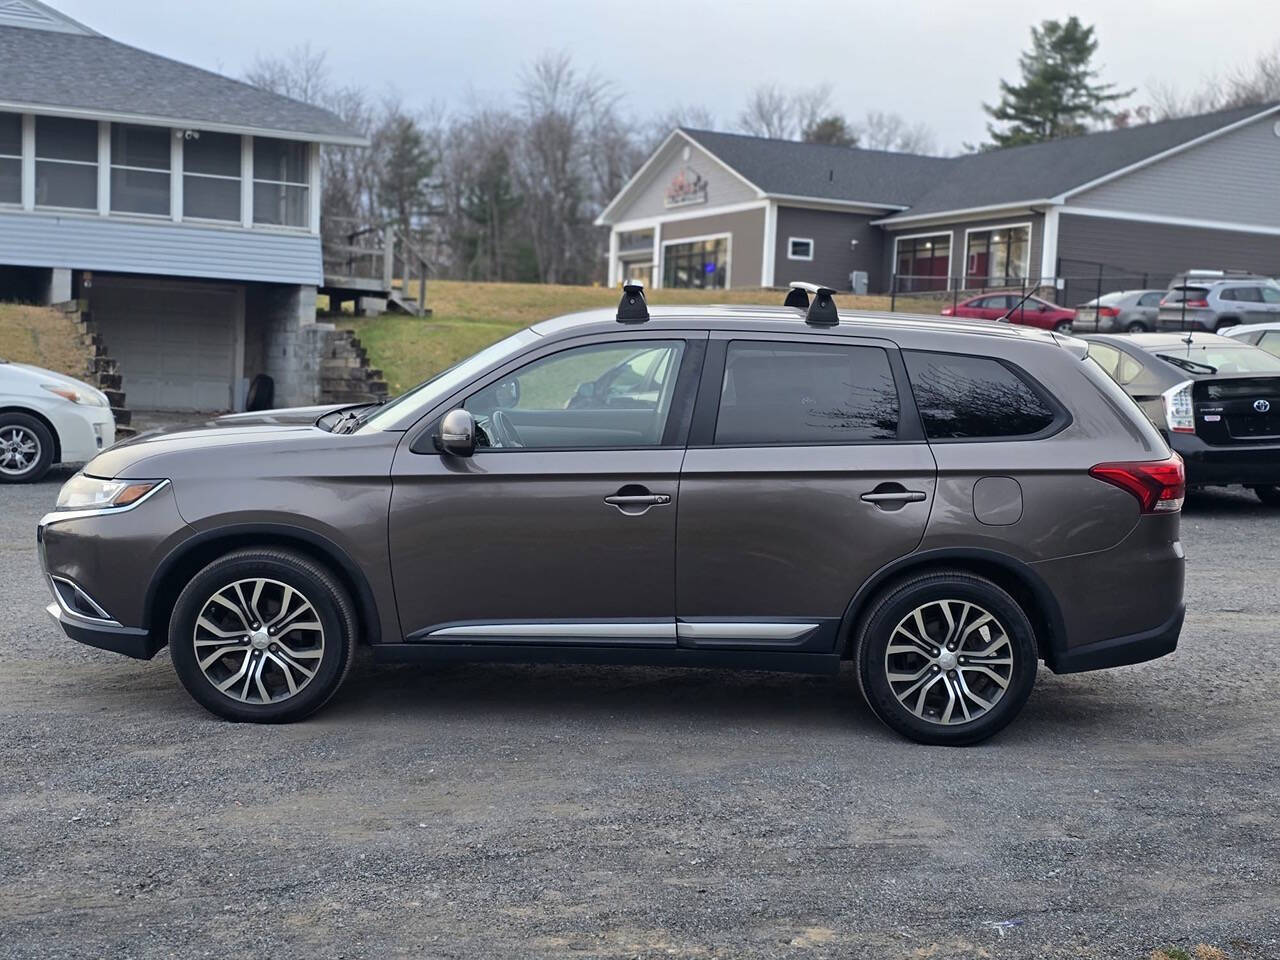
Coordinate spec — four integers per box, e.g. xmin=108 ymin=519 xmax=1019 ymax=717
xmin=715 ymin=341 xmax=899 ymax=445
xmin=904 ymin=350 xmax=1058 ymax=439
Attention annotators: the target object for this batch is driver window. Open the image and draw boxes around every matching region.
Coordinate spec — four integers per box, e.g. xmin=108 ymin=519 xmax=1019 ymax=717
xmin=464 ymin=340 xmax=686 ymax=450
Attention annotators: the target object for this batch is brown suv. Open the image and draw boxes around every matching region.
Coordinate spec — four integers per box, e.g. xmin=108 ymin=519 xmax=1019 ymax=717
xmin=37 ymin=284 xmax=1186 ymax=745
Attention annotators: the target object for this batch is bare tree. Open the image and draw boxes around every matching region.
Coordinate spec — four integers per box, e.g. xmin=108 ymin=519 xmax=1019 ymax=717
xmin=738 ymin=83 xmax=796 ymax=139
xmin=1146 ymin=44 xmax=1280 ymax=119
xmin=244 ymin=43 xmax=330 ymax=106
xmin=855 ymin=111 xmax=939 ymax=154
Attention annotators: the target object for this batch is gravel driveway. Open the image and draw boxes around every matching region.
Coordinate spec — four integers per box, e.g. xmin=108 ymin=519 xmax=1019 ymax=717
xmin=2 ymin=470 xmax=1278 ymax=959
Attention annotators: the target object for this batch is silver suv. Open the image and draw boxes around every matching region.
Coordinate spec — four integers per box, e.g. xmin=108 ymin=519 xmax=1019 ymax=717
xmin=37 ymin=284 xmax=1186 ymax=746
xmin=1157 ymin=279 xmax=1280 ymax=332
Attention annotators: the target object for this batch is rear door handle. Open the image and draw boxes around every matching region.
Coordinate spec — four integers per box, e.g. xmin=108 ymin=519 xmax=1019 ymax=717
xmin=860 ymin=490 xmax=926 ymax=503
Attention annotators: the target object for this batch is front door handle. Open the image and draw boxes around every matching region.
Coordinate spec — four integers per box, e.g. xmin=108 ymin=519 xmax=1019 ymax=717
xmin=604 ymin=494 xmax=671 ymax=507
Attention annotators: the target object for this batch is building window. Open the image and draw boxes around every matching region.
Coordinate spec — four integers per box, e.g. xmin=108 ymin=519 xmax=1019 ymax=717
xmin=787 ymin=237 xmax=814 ymax=261
xmin=184 ymin=131 xmax=242 ymax=222
xmin=35 ymin=116 xmax=98 ymax=210
xmin=110 ymin=124 xmax=170 ymax=216
xmin=0 ymin=112 xmax=20 ymax=205
xmin=663 ymin=236 xmax=728 ymax=289
xmin=894 ymin=233 xmax=950 ymax=291
xmin=965 ymin=224 xmax=1031 ymax=287
xmin=253 ymin=137 xmax=309 ymax=228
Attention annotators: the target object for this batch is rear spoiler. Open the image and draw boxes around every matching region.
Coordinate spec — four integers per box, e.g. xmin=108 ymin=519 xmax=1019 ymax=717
xmin=1051 ymin=331 xmax=1089 ymax=359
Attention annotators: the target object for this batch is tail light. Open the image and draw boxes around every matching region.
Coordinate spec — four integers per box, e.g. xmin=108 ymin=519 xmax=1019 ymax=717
xmin=1098 ymin=307 xmax=1120 ymax=317
xmin=1184 ymin=299 xmax=1209 ymax=308
xmin=1090 ymin=455 xmax=1185 ymax=513
xmin=941 ymin=306 xmax=954 ymax=316
xmin=1162 ymin=380 xmax=1195 ymax=434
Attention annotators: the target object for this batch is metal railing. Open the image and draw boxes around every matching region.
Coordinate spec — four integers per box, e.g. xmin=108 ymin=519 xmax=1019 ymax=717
xmin=888 ymin=271 xmax=1157 ymax=315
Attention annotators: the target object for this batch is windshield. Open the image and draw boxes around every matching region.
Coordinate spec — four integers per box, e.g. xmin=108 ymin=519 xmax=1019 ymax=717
xmin=360 ymin=328 xmax=542 ymax=431
xmin=1156 ymin=344 xmax=1280 ymax=375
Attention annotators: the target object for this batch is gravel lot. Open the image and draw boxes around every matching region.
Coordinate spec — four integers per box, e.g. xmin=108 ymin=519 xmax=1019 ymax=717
xmin=2 ymin=470 xmax=1278 ymax=960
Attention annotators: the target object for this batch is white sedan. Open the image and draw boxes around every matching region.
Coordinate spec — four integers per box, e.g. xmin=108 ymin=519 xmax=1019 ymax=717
xmin=0 ymin=359 xmax=115 ymax=483
xmin=1222 ymin=321 xmax=1280 ymax=359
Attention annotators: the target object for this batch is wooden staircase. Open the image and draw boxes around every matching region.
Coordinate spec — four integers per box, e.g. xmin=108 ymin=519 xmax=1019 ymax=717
xmin=321 ymin=220 xmax=432 ymax=317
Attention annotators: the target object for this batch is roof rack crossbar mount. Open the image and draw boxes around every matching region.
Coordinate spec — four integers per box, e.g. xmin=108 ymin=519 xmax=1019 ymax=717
xmin=787 ymin=281 xmax=839 ymax=326
xmin=617 ymin=281 xmax=649 ymax=323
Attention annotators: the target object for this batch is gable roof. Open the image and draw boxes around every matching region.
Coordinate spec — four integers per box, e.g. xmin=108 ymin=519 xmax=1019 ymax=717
xmin=0 ymin=3 xmax=364 ymax=144
xmin=882 ymin=102 xmax=1280 ymax=222
xmin=681 ymin=128 xmax=954 ymax=208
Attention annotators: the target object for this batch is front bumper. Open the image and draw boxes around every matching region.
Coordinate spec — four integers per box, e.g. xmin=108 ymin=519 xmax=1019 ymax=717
xmin=1049 ymin=603 xmax=1183 ymax=673
xmin=44 ymin=600 xmax=162 ymax=659
xmin=1169 ymin=432 xmax=1280 ymax=486
xmin=55 ymin=405 xmax=116 ymax=464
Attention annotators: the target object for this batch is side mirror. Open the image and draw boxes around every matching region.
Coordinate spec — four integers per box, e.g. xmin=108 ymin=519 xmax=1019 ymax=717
xmin=435 ymin=408 xmax=476 ymax=457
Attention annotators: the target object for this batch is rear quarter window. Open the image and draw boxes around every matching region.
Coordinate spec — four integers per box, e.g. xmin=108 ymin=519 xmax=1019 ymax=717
xmin=903 ymin=350 xmax=1060 ymax=439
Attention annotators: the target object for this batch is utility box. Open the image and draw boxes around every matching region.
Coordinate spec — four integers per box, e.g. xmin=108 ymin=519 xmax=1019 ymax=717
xmin=849 ymin=270 xmax=869 ymax=295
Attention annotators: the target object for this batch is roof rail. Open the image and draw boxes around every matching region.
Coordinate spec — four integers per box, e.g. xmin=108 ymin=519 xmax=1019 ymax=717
xmin=617 ymin=281 xmax=649 ymax=323
xmin=785 ymin=282 xmax=839 ymax=327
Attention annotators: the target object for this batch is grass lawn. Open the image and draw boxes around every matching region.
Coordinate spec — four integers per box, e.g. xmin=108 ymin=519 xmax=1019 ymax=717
xmin=343 ymin=280 xmax=905 ymax=395
xmin=0 ymin=304 xmax=86 ymax=379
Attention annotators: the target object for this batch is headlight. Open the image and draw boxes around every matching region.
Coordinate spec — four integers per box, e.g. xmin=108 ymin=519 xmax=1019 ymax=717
xmin=42 ymin=383 xmax=108 ymax=407
xmin=56 ymin=474 xmax=164 ymax=511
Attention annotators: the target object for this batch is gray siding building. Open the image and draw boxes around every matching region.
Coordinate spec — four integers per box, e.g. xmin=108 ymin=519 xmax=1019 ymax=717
xmin=597 ymin=103 xmax=1280 ymax=302
xmin=0 ymin=0 xmax=366 ymax=412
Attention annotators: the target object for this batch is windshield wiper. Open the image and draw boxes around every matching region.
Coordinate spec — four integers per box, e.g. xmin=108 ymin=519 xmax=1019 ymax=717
xmin=1156 ymin=353 xmax=1217 ymax=375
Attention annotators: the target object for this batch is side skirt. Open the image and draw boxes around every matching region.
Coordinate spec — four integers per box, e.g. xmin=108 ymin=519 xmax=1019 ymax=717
xmin=371 ymin=642 xmax=841 ymax=675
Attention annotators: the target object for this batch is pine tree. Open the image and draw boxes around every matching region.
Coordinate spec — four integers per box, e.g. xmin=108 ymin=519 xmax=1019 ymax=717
xmin=984 ymin=17 xmax=1132 ymax=147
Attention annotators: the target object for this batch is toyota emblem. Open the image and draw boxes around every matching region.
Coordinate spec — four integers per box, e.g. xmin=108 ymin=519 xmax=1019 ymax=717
xmin=1255 ymin=399 xmax=1273 ymax=413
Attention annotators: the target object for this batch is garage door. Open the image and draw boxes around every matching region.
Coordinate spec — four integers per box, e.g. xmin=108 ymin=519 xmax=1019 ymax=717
xmin=91 ymin=279 xmax=243 ymax=412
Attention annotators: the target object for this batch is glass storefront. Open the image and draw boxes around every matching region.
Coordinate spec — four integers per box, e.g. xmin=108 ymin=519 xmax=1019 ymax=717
xmin=663 ymin=237 xmax=728 ymax=289
xmin=894 ymin=234 xmax=950 ymax=292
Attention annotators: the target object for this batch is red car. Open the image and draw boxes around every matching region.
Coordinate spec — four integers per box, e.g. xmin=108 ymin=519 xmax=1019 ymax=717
xmin=941 ymin=293 xmax=1076 ymax=331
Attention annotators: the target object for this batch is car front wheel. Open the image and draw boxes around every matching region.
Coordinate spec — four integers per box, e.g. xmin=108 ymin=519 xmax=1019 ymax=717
xmin=169 ymin=548 xmax=357 ymax=722
xmin=854 ymin=570 xmax=1038 ymax=746
xmin=1053 ymin=320 xmax=1072 ymax=333
xmin=0 ymin=413 xmax=54 ymax=483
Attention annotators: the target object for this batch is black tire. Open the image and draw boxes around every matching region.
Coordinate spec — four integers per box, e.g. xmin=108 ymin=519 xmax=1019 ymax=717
xmin=1053 ymin=320 xmax=1072 ymax=333
xmin=0 ymin=412 xmax=54 ymax=483
xmin=1254 ymin=485 xmax=1280 ymax=506
xmin=1125 ymin=320 xmax=1148 ymax=333
xmin=169 ymin=548 xmax=357 ymax=723
xmin=853 ymin=570 xmax=1038 ymax=746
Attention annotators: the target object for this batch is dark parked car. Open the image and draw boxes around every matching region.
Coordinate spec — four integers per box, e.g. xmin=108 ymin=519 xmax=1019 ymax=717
xmin=1083 ymin=332 xmax=1280 ymax=503
xmin=940 ymin=293 xmax=1075 ymax=331
xmin=1071 ymin=289 xmax=1164 ymax=333
xmin=39 ymin=284 xmax=1185 ymax=746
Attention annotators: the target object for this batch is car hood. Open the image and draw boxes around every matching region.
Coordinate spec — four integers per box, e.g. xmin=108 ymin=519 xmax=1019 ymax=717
xmin=4 ymin=361 xmax=109 ymax=401
xmin=83 ymin=405 xmax=350 ymax=479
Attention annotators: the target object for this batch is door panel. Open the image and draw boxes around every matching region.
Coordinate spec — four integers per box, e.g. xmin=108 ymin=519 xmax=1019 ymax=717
xmin=390 ymin=448 xmax=683 ymax=642
xmin=676 ymin=444 xmax=937 ymax=649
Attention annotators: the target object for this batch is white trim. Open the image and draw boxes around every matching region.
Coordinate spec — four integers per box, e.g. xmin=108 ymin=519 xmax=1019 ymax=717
xmin=95 ymin=121 xmax=109 ymax=216
xmin=766 ymin=193 xmax=906 ymax=213
xmin=786 ymin=236 xmax=814 ymax=261
xmin=20 ymin=114 xmax=34 ymax=210
xmin=0 ymin=203 xmax=314 ymax=237
xmin=307 ymin=141 xmax=320 ymax=235
xmin=1040 ymin=205 xmax=1059 ymax=282
xmin=651 ymin=226 xmax=661 ymax=289
xmin=170 ymin=130 xmax=183 ymax=223
xmin=239 ymin=135 xmax=253 ymax=228
xmin=1054 ymin=104 xmax=1280 ymax=202
xmin=609 ymin=199 xmax=768 ymax=233
xmin=660 ymin=231 xmax=732 ymax=290
xmin=761 ymin=200 xmax=777 ymax=286
xmin=607 ymin=228 xmax=619 ymax=287
xmin=1058 ymin=204 xmax=1280 ymax=238
xmin=595 ymin=129 xmax=765 ymax=225
xmin=0 ymin=99 xmax=368 ymax=147
xmin=891 ymin=229 xmax=954 ymax=283
xmin=873 ymin=200 xmax=1052 ymax=228
xmin=960 ymin=220 xmax=1033 ymax=285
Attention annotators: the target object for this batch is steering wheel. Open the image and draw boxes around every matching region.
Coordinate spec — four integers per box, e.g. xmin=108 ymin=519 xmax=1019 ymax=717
xmin=489 ymin=409 xmax=524 ymax=448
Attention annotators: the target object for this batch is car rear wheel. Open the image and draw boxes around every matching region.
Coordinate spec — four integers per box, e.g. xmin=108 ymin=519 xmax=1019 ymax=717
xmin=0 ymin=413 xmax=54 ymax=483
xmin=169 ymin=548 xmax=357 ymax=723
xmin=854 ymin=570 xmax=1038 ymax=746
xmin=1125 ymin=321 xmax=1149 ymax=333
xmin=1254 ymin=485 xmax=1280 ymax=506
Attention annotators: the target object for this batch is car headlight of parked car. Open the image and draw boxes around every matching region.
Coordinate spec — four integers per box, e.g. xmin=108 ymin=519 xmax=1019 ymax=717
xmin=41 ymin=383 xmax=108 ymax=407
xmin=55 ymin=474 xmax=165 ymax=511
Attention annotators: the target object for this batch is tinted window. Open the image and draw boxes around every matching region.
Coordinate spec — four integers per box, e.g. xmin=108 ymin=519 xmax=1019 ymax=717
xmin=715 ymin=341 xmax=899 ymax=445
xmin=465 ymin=340 xmax=685 ymax=449
xmin=904 ymin=351 xmax=1057 ymax=439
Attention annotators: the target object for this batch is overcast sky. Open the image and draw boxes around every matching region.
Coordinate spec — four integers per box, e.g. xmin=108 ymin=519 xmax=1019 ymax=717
xmin=55 ymin=0 xmax=1280 ymax=152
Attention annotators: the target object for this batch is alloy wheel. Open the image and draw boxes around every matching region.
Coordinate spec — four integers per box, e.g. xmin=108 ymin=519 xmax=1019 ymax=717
xmin=883 ymin=599 xmax=1014 ymax=725
xmin=0 ymin=425 xmax=41 ymax=477
xmin=193 ymin=578 xmax=325 ymax=704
